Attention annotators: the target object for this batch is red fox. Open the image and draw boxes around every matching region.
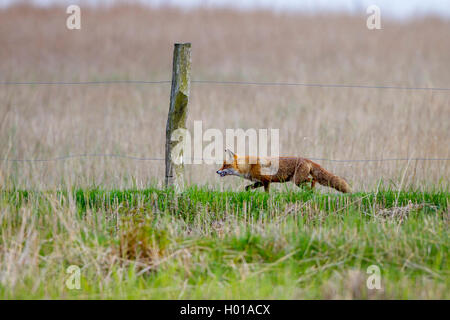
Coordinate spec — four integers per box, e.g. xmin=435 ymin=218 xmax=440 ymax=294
xmin=216 ymin=150 xmax=351 ymax=193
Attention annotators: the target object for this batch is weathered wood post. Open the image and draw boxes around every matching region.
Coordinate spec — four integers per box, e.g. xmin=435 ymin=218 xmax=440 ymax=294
xmin=165 ymin=43 xmax=191 ymax=189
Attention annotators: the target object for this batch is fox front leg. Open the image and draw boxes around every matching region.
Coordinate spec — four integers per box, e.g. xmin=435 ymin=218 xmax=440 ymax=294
xmin=307 ymin=178 xmax=316 ymax=188
xmin=245 ymin=182 xmax=263 ymax=191
xmin=295 ymin=178 xmax=316 ymax=190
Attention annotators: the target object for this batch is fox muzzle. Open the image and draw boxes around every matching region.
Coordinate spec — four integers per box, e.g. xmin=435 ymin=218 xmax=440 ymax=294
xmin=216 ymin=170 xmax=229 ymax=177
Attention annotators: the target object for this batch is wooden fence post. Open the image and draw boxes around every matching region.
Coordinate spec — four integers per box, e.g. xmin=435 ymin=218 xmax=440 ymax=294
xmin=165 ymin=43 xmax=191 ymax=189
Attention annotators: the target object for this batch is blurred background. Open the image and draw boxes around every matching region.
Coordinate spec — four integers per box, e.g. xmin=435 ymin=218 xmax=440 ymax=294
xmin=0 ymin=0 xmax=449 ymax=190
xmin=2 ymin=0 xmax=450 ymax=18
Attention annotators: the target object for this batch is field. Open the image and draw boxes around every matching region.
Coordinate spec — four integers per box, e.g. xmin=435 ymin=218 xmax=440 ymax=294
xmin=1 ymin=187 xmax=448 ymax=299
xmin=0 ymin=4 xmax=449 ymax=299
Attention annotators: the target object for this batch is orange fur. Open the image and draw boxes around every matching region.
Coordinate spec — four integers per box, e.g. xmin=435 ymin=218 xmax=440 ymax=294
xmin=217 ymin=152 xmax=351 ymax=193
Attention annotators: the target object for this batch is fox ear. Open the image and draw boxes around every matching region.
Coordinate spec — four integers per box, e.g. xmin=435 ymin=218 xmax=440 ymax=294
xmin=225 ymin=149 xmax=235 ymax=159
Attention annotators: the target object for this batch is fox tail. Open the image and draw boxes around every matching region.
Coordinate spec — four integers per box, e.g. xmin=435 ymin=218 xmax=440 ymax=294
xmin=310 ymin=162 xmax=351 ymax=193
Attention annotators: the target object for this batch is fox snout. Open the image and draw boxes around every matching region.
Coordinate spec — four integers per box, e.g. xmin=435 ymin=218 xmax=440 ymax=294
xmin=216 ymin=169 xmax=227 ymax=177
xmin=217 ymin=168 xmax=235 ymax=177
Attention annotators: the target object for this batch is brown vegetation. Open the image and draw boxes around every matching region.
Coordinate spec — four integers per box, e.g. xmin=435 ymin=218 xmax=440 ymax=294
xmin=0 ymin=4 xmax=449 ymax=190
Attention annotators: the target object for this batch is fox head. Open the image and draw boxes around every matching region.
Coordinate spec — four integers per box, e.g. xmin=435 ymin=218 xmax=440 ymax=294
xmin=216 ymin=149 xmax=239 ymax=177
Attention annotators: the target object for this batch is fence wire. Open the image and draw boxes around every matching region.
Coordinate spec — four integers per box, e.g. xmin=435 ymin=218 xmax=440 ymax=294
xmin=1 ymin=77 xmax=448 ymax=164
xmin=1 ymin=154 xmax=448 ymax=163
xmin=1 ymin=79 xmax=450 ymax=91
xmin=0 ymin=80 xmax=171 ymax=85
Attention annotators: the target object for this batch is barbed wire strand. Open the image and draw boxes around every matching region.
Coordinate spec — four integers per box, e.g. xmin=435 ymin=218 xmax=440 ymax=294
xmin=1 ymin=154 xmax=448 ymax=163
xmin=1 ymin=79 xmax=449 ymax=91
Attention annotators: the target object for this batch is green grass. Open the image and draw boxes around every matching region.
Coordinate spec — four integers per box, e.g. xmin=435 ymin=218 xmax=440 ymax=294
xmin=0 ymin=187 xmax=448 ymax=299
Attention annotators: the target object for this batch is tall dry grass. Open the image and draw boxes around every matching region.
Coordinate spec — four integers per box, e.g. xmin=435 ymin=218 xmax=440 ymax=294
xmin=0 ymin=4 xmax=449 ymax=190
